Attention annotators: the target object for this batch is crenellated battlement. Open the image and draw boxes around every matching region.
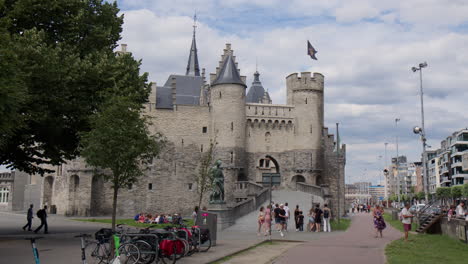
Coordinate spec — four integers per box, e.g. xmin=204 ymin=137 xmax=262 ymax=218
xmin=286 ymin=72 xmax=324 ymax=92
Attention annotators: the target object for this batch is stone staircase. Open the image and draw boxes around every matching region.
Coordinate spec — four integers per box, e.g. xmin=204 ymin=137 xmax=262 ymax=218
xmin=225 ymin=189 xmax=324 ymax=232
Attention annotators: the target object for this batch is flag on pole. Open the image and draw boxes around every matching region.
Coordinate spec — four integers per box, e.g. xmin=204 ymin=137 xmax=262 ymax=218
xmin=307 ymin=40 xmax=318 ymax=60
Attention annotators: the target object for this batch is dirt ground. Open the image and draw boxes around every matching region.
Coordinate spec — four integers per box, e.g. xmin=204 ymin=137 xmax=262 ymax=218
xmin=219 ymin=241 xmax=302 ymax=264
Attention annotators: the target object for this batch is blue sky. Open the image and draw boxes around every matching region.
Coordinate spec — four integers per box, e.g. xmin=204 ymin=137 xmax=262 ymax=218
xmin=5 ymin=0 xmax=468 ymax=186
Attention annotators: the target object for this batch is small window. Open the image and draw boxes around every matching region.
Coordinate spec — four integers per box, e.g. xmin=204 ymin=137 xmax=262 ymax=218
xmin=148 ymin=183 xmax=153 ymax=190
xmin=202 ymin=127 xmax=207 ymax=133
xmin=231 ymin=122 xmax=234 ymax=131
xmin=230 ymin=152 xmax=234 ymax=163
xmin=188 ymin=183 xmax=193 ymax=190
xmin=128 ymin=183 xmax=133 ymax=190
xmin=305 ymin=98 xmax=308 ymax=104
xmin=219 ymin=91 xmax=222 ymax=99
xmin=181 ymin=139 xmax=184 ymax=146
xmin=201 ymin=144 xmax=204 ymax=152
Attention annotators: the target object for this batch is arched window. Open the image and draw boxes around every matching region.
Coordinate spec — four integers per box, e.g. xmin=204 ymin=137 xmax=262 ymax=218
xmin=265 ymin=132 xmax=271 ymax=143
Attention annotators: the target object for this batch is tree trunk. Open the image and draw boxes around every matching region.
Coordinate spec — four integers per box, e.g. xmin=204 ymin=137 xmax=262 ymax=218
xmin=112 ymin=185 xmax=119 ymax=231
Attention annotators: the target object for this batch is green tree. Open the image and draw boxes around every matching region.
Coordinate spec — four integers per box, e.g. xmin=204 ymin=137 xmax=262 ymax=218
xmin=463 ymin=184 xmax=468 ymax=198
xmin=416 ymin=192 xmax=425 ymax=200
xmin=197 ymin=142 xmax=216 ymax=208
xmin=0 ymin=0 xmax=150 ymax=174
xmin=80 ymin=97 xmax=164 ymax=230
xmin=451 ymin=186 xmax=463 ymax=199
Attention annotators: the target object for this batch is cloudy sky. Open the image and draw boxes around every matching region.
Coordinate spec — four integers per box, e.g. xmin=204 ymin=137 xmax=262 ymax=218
xmin=6 ymin=1 xmax=468 ymax=185
xmin=115 ymin=0 xmax=468 ymax=185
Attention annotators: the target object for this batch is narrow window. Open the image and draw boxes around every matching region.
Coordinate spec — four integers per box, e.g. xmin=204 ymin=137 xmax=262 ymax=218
xmin=310 ymin=125 xmax=313 ymax=133
xmin=201 ymin=144 xmax=204 ymax=152
xmin=202 ymin=127 xmax=207 ymax=133
xmin=181 ymin=139 xmax=184 ymax=146
xmin=231 ymin=122 xmax=234 ymax=131
xmin=230 ymin=152 xmax=234 ymax=163
xmin=188 ymin=183 xmax=193 ymax=190
xmin=148 ymin=183 xmax=153 ymax=190
xmin=305 ymin=98 xmax=308 ymax=104
xmin=259 ymin=159 xmax=264 ymax=167
xmin=219 ymin=91 xmax=222 ymax=99
xmin=129 ymin=183 xmax=133 ymax=190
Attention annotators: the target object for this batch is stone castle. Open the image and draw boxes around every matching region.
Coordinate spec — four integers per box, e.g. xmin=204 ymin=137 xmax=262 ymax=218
xmin=30 ymin=26 xmax=346 ymax=220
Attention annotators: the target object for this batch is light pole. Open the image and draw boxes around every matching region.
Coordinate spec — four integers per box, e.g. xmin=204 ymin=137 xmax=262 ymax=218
xmin=412 ymin=62 xmax=429 ymax=202
xmin=395 ymin=118 xmax=401 ymax=204
xmin=384 ymin=142 xmax=389 ymax=207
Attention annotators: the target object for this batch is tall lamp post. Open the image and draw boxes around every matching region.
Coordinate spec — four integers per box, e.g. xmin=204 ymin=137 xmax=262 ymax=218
xmin=412 ymin=62 xmax=429 ymax=202
xmin=395 ymin=118 xmax=401 ymax=204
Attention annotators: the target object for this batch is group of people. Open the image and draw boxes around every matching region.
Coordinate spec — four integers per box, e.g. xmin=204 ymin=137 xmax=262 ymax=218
xmin=351 ymin=203 xmax=371 ymax=213
xmin=22 ymin=204 xmax=49 ymax=234
xmin=448 ymin=201 xmax=468 ymax=221
xmin=133 ymin=212 xmax=183 ymax=225
xmin=257 ymin=203 xmax=332 ymax=237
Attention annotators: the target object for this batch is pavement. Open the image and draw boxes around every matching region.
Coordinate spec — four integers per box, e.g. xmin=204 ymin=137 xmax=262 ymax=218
xmin=0 ymin=190 xmax=331 ymax=264
xmin=273 ymin=212 xmax=402 ymax=264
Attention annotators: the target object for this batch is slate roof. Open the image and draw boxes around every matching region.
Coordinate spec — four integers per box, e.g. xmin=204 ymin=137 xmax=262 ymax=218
xmin=211 ymin=54 xmax=246 ymax=87
xmin=246 ymin=71 xmax=266 ymax=103
xmin=185 ymin=31 xmax=200 ymax=76
xmin=155 ymin=75 xmax=203 ymax=109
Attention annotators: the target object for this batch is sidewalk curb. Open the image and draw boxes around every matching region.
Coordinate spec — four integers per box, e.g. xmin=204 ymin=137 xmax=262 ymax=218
xmin=206 ymin=239 xmax=303 ymax=264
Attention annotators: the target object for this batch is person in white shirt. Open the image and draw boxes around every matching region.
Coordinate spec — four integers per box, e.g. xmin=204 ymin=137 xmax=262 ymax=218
xmin=401 ymin=202 xmax=413 ymax=241
xmin=284 ymin=203 xmax=290 ymax=232
xmin=456 ymin=202 xmax=466 ymax=218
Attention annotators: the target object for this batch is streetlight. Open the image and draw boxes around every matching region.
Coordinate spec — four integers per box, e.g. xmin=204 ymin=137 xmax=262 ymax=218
xmin=412 ymin=62 xmax=430 ymax=203
xmin=395 ymin=118 xmax=401 ymax=204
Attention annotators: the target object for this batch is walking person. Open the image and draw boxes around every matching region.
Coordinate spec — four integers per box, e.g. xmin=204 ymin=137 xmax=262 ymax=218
xmin=263 ymin=205 xmax=272 ymax=235
xmin=294 ymin=205 xmax=300 ymax=232
xmin=298 ymin=211 xmax=304 ymax=231
xmin=314 ymin=204 xmax=323 ymax=232
xmin=373 ymin=205 xmax=386 ymax=238
xmin=273 ymin=203 xmax=281 ymax=231
xmin=22 ymin=204 xmax=34 ymax=231
xmin=284 ymin=203 xmax=290 ymax=232
xmin=34 ymin=205 xmax=48 ymax=234
xmin=278 ymin=204 xmax=287 ymax=237
xmin=401 ymin=203 xmax=413 ymax=241
xmin=308 ymin=208 xmax=315 ymax=232
xmin=322 ymin=204 xmax=332 ymax=232
xmin=257 ymin=206 xmax=265 ymax=236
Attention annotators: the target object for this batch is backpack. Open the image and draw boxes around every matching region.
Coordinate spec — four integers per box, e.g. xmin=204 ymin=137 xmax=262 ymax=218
xmin=324 ymin=209 xmax=329 ymax=219
xmin=36 ymin=209 xmax=43 ymax=218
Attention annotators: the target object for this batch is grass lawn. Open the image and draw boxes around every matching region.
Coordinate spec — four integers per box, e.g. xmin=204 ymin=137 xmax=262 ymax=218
xmin=386 ymin=234 xmax=468 ymax=264
xmin=72 ymin=218 xmax=195 ymax=229
xmin=330 ymin=218 xmax=351 ymax=231
xmin=384 ymin=212 xmax=468 ymax=264
xmin=383 ymin=212 xmax=418 ymax=232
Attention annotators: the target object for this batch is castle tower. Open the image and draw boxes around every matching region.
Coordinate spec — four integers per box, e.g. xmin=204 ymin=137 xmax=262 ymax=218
xmin=286 ymin=72 xmax=324 ymax=150
xmin=210 ymin=45 xmax=247 ymax=167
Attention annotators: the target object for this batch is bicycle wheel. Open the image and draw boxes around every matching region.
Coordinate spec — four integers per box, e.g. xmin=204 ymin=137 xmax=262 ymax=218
xmin=159 ymin=242 xmax=177 ymax=264
xmin=87 ymin=242 xmax=112 ymax=264
xmin=133 ymin=240 xmax=155 ymax=264
xmin=118 ymin=243 xmax=140 ymax=264
xmin=199 ymin=238 xmax=211 ymax=252
xmin=173 ymin=239 xmax=187 ymax=260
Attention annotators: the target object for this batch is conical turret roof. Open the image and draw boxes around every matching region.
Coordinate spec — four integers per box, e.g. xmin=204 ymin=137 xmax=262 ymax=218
xmin=212 ymin=54 xmax=246 ymax=87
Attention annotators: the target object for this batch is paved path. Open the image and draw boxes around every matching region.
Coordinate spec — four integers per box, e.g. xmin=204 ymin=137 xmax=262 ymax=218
xmin=273 ymin=212 xmax=402 ymax=264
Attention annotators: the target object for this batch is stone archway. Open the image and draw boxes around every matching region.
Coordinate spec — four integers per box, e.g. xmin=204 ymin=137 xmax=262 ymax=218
xmin=42 ymin=176 xmax=54 ymax=208
xmin=90 ymin=175 xmax=105 ymax=216
xmin=291 ymin=175 xmax=306 ymax=184
xmin=69 ymin=175 xmax=79 ymax=215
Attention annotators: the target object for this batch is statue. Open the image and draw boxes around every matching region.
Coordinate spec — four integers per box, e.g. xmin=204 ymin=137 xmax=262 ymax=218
xmin=209 ymin=160 xmax=225 ymax=203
